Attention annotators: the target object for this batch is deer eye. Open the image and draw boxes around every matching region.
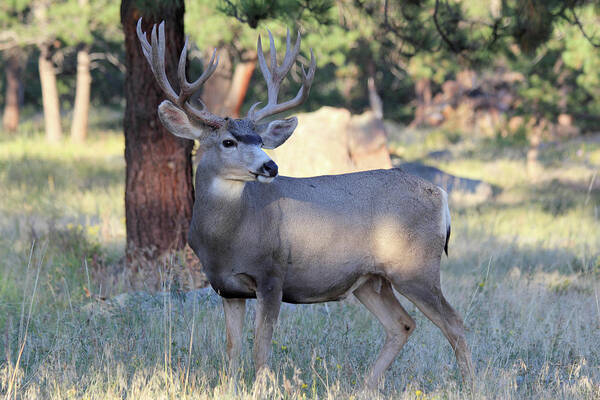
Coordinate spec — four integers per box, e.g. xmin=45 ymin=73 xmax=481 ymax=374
xmin=222 ymin=139 xmax=237 ymax=148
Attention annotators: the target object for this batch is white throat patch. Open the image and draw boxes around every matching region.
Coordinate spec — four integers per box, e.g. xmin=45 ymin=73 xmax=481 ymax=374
xmin=257 ymin=175 xmax=274 ymax=184
xmin=209 ymin=177 xmax=246 ymax=200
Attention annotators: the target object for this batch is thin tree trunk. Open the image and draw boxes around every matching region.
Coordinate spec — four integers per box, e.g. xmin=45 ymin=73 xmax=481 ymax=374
xmin=39 ymin=43 xmax=62 ymax=142
xmin=222 ymin=51 xmax=256 ymax=118
xmin=71 ymin=46 xmax=91 ymax=142
xmin=367 ymin=59 xmax=383 ymax=120
xmin=202 ymin=48 xmax=233 ymax=116
xmin=411 ymin=77 xmax=432 ymax=127
xmin=2 ymin=48 xmax=23 ymax=133
xmin=202 ymin=49 xmax=255 ymax=118
xmin=527 ymin=123 xmax=542 ymax=181
xmin=121 ymin=0 xmax=194 ymax=275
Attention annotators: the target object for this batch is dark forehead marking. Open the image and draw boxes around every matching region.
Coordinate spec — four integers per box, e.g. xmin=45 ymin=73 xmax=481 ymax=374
xmin=227 ymin=118 xmax=263 ymax=145
xmin=235 ymin=134 xmax=263 ymax=145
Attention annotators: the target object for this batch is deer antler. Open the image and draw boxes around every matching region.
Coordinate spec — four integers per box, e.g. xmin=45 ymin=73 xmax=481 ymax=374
xmin=248 ymin=29 xmax=316 ymax=122
xmin=136 ymin=18 xmax=225 ymax=128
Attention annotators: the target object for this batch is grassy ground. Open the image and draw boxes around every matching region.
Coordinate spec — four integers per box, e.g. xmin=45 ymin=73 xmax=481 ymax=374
xmin=1 ymin=121 xmax=599 ymax=399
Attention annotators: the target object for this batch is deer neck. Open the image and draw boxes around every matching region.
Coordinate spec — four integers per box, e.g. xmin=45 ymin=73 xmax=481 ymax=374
xmin=207 ymin=176 xmax=246 ymax=201
xmin=193 ymin=168 xmax=248 ymax=242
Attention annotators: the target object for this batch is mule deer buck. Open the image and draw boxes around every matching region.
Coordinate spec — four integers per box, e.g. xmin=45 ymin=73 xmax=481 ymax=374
xmin=136 ymin=19 xmax=473 ymax=388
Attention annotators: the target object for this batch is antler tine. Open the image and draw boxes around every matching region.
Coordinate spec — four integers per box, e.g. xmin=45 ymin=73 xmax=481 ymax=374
xmin=262 ymin=47 xmax=315 ymax=119
xmin=136 ymin=19 xmax=152 ymax=64
xmin=178 ymin=47 xmax=220 ymax=104
xmin=256 ymin=35 xmax=272 ymax=86
xmin=176 ymin=36 xmax=189 ymax=103
xmin=137 ymin=19 xmax=174 ymax=101
xmin=249 ymin=29 xmax=316 ymax=122
xmin=136 ymin=18 xmax=224 ymax=129
xmin=278 ymin=29 xmax=301 ymax=77
xmin=285 ymin=28 xmax=292 ymax=59
xmin=148 ymin=22 xmax=179 ymax=104
xmin=268 ymin=30 xmax=277 ymax=79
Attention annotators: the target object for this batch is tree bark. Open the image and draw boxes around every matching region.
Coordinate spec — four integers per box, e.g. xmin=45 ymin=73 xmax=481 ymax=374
xmin=71 ymin=46 xmax=91 ymax=142
xmin=2 ymin=48 xmax=23 ymax=133
xmin=121 ymin=0 xmax=194 ymax=268
xmin=39 ymin=43 xmax=63 ymax=142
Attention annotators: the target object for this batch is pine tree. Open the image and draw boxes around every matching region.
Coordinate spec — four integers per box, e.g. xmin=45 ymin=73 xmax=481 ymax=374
xmin=120 ymin=0 xmax=194 ymax=279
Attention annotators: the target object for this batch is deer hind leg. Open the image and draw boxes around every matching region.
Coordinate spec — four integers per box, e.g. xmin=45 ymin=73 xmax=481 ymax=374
xmin=353 ymin=277 xmax=416 ymax=389
xmin=223 ymin=298 xmax=246 ymax=373
xmin=394 ymin=279 xmax=474 ymax=384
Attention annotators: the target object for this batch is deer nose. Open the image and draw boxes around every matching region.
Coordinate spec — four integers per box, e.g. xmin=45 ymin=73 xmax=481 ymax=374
xmin=261 ymin=160 xmax=278 ymax=177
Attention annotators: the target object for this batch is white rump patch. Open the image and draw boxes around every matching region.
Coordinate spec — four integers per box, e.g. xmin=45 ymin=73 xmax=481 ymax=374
xmin=209 ymin=177 xmax=246 ymax=200
xmin=439 ymin=186 xmax=451 ymax=237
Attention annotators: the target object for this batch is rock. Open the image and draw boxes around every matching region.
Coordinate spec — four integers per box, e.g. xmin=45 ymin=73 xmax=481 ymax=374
xmin=414 ymin=69 xmax=533 ymax=134
xmin=555 ymin=124 xmax=580 ymax=138
xmin=269 ymin=106 xmax=391 ymax=177
xmin=426 ymin=150 xmax=452 ymax=160
xmin=555 ymin=114 xmax=580 ymax=137
xmin=398 ymin=162 xmax=494 ymax=204
xmin=268 ymin=107 xmax=353 ymax=176
xmin=558 ymin=113 xmax=573 ymax=126
xmin=508 ymin=116 xmax=525 ymax=133
xmin=456 ymin=69 xmax=477 ymax=89
xmin=347 ymin=111 xmax=392 ymax=171
xmin=441 ymin=81 xmax=461 ymax=103
xmin=425 ymin=112 xmax=444 ymax=126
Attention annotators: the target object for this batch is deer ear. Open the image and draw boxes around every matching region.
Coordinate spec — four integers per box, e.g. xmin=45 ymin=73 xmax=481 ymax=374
xmin=158 ymin=100 xmax=210 ymax=140
xmin=256 ymin=117 xmax=298 ymax=149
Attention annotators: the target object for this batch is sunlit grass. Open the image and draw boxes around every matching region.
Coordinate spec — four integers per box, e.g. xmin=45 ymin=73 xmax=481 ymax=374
xmin=0 ymin=130 xmax=125 ymax=249
xmin=1 ymin=124 xmax=599 ymax=399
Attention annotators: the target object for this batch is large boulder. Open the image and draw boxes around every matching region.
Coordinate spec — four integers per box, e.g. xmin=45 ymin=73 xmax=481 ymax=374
xmin=269 ymin=106 xmax=392 ymax=177
xmin=268 ymin=106 xmax=493 ymax=203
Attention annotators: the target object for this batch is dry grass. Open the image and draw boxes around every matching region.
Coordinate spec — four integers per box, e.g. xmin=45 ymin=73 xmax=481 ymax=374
xmin=1 ymin=126 xmax=599 ymax=399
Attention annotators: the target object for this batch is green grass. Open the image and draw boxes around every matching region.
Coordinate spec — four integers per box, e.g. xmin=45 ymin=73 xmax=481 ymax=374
xmin=1 ymin=122 xmax=599 ymax=399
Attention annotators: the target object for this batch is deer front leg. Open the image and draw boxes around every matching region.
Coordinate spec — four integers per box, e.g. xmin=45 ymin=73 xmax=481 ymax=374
xmin=253 ymin=278 xmax=282 ymax=373
xmin=223 ymin=297 xmax=246 ymax=373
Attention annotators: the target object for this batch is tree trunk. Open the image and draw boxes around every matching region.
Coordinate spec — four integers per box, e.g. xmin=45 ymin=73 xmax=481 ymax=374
xmin=527 ymin=123 xmax=542 ymax=181
xmin=201 ymin=48 xmax=233 ymax=116
xmin=39 ymin=43 xmax=63 ymax=142
xmin=2 ymin=48 xmax=23 ymax=133
xmin=71 ymin=46 xmax=92 ymax=142
xmin=411 ymin=77 xmax=432 ymax=127
xmin=202 ymin=49 xmax=256 ymax=118
xmin=121 ymin=0 xmax=194 ymax=273
xmin=367 ymin=60 xmax=383 ymax=120
xmin=222 ymin=51 xmax=256 ymax=118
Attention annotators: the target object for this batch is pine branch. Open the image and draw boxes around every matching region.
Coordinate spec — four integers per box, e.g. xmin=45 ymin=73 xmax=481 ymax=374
xmin=570 ymin=8 xmax=600 ymax=48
